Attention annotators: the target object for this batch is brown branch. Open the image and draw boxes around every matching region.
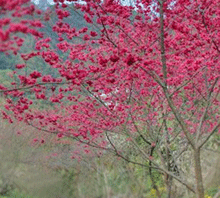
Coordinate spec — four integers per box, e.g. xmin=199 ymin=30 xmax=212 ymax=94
xmin=96 ymin=2 xmax=139 ymax=46
xmin=199 ymin=119 xmax=220 ymax=148
xmin=201 ymin=10 xmax=220 ymax=54
xmin=81 ymin=84 xmax=112 ymax=113
xmin=157 ymin=0 xmax=195 ymax=149
xmin=27 ymin=120 xmax=195 ymax=193
xmin=0 ymin=81 xmax=71 ymax=93
xmin=159 ymin=0 xmax=167 ymax=85
xmin=169 ymin=66 xmax=206 ymax=97
xmin=196 ymin=77 xmax=219 ymax=144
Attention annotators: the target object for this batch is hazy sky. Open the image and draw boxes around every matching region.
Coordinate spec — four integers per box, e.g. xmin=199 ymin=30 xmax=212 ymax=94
xmin=32 ymin=0 xmax=54 ymax=4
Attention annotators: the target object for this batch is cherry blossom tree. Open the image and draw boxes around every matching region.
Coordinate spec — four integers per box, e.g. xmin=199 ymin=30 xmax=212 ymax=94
xmin=0 ymin=0 xmax=220 ymax=197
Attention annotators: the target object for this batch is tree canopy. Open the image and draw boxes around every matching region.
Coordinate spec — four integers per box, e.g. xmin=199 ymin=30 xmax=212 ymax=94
xmin=0 ymin=0 xmax=220 ymax=197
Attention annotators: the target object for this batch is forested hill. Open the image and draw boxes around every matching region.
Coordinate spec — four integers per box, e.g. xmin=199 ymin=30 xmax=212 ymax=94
xmin=0 ymin=3 xmax=90 ymax=71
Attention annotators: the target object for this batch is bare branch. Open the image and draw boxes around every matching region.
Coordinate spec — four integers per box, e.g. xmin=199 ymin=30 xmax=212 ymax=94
xmin=0 ymin=81 xmax=71 ymax=93
xmin=196 ymin=77 xmax=219 ymax=144
xmin=199 ymin=120 xmax=220 ymax=148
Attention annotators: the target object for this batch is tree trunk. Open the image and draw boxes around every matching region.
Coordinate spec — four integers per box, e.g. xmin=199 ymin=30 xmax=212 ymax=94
xmin=194 ymin=149 xmax=204 ymax=198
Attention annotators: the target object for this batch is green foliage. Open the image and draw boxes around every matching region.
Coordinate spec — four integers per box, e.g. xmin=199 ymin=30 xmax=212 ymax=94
xmin=0 ymin=53 xmax=15 ymax=70
xmin=0 ymin=189 xmax=34 ymax=198
xmin=205 ymin=187 xmax=219 ymax=197
xmin=0 ymin=69 xmax=13 ymax=87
